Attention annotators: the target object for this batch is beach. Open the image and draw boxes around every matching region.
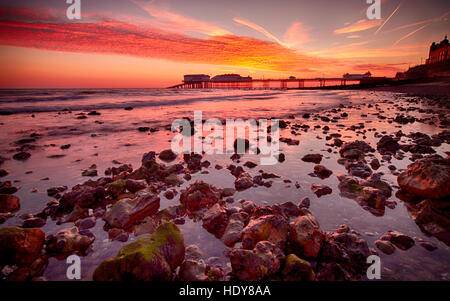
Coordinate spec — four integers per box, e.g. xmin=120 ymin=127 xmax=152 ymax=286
xmin=0 ymin=86 xmax=449 ymax=281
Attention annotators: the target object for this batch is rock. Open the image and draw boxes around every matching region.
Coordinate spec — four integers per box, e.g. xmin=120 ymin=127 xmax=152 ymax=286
xmin=13 ymin=152 xmax=31 ymax=161
xmin=104 ymin=193 xmax=160 ymax=229
xmin=313 ymin=165 xmax=333 ymax=179
xmin=234 ymin=173 xmax=254 ymax=191
xmin=82 ymin=165 xmax=98 ymax=177
xmin=159 ymin=149 xmax=177 ymax=162
xmin=133 ymin=216 xmax=159 ymax=236
xmin=311 ymin=184 xmax=332 ymax=197
xmin=244 ymin=161 xmax=258 ymax=168
xmin=57 ymin=186 xmax=105 ymax=214
xmin=0 ymin=169 xmax=9 ymax=177
xmin=340 ymin=141 xmax=374 ymax=159
xmin=320 ymin=231 xmax=371 ymax=275
xmin=370 ymin=158 xmax=381 ymax=170
xmin=409 ymin=199 xmax=450 ymax=245
xmin=105 ymin=164 xmax=133 ymax=176
xmin=375 ymin=240 xmax=395 ymax=255
xmin=183 ymin=153 xmax=203 ymax=171
xmin=298 ymin=197 xmax=310 ymax=209
xmin=221 ymin=187 xmax=235 ymax=198
xmin=185 ymin=244 xmax=203 ymax=261
xmin=93 ymin=222 xmax=184 ymax=281
xmin=75 ymin=217 xmax=96 ymax=230
xmin=23 ymin=217 xmax=46 ymax=228
xmin=345 ymin=161 xmax=372 ymax=179
xmin=279 ymin=201 xmax=301 ymax=217
xmin=420 ymin=241 xmax=438 ymax=251
xmin=106 ymin=180 xmax=127 ymax=198
xmin=0 ymin=182 xmax=19 ymax=194
xmin=178 ymin=260 xmax=208 ymax=281
xmin=242 ymin=214 xmax=289 ymax=250
xmin=289 ymin=214 xmax=324 ymax=258
xmin=397 ymin=155 xmax=450 ymax=199
xmin=0 ymin=194 xmax=20 ymax=213
xmin=46 ymin=227 xmax=94 ymax=254
xmin=221 ymin=213 xmax=246 ymax=246
xmin=229 ymin=241 xmax=284 ymax=281
xmin=164 ymin=173 xmax=183 ymax=186
xmin=202 ymin=204 xmax=230 ymax=238
xmin=125 ymin=179 xmax=146 ymax=193
xmin=282 ymin=254 xmax=315 ymax=281
xmin=377 ymin=135 xmax=400 ymax=154
xmin=0 ymin=227 xmax=45 ymax=265
xmin=241 ymin=200 xmax=256 ymax=214
xmin=302 ymin=154 xmax=323 ymax=164
xmin=382 ymin=230 xmax=415 ymax=250
xmin=336 ymin=224 xmax=349 ymax=233
xmin=179 ymin=181 xmax=221 ymax=212
xmin=47 ymin=186 xmax=68 ymax=197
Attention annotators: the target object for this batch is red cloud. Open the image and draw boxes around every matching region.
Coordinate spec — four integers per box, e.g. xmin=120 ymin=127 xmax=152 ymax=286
xmin=0 ymin=10 xmax=332 ymax=73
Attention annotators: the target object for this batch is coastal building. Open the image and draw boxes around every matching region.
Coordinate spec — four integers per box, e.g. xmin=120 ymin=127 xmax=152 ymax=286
xmin=211 ymin=74 xmax=252 ymax=82
xmin=343 ymin=72 xmax=372 ymax=80
xmin=426 ymin=35 xmax=449 ymax=64
xmin=184 ymin=74 xmax=210 ymax=82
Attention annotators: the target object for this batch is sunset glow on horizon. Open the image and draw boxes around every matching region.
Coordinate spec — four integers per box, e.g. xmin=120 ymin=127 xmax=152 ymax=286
xmin=0 ymin=0 xmax=449 ymax=88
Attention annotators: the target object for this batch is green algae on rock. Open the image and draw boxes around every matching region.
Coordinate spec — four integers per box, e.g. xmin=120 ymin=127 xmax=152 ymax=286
xmin=93 ymin=222 xmax=184 ymax=281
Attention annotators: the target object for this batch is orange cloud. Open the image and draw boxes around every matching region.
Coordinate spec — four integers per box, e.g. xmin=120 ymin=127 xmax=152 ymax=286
xmin=334 ymin=19 xmax=383 ymax=34
xmin=0 ymin=14 xmax=331 ymax=73
xmin=283 ymin=22 xmax=311 ymax=48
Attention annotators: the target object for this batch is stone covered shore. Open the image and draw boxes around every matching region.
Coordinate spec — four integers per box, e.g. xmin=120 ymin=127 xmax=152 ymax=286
xmin=0 ymin=92 xmax=449 ymax=281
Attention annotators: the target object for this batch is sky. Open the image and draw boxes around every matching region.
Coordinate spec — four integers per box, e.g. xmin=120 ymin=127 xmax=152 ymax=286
xmin=0 ymin=0 xmax=449 ymax=88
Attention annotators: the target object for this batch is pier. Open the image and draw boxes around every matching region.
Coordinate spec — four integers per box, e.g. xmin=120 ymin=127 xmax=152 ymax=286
xmin=168 ymin=77 xmax=361 ymax=89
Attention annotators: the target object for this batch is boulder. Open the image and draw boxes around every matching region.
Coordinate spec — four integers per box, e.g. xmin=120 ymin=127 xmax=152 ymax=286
xmin=178 ymin=260 xmax=208 ymax=281
xmin=282 ymin=254 xmax=315 ymax=281
xmin=0 ymin=227 xmax=45 ymax=266
xmin=302 ymin=154 xmax=323 ymax=164
xmin=313 ymin=165 xmax=333 ymax=179
xmin=46 ymin=227 xmax=94 ymax=254
xmin=311 ymin=184 xmax=332 ymax=197
xmin=375 ymin=240 xmax=395 ymax=255
xmin=202 ymin=204 xmax=230 ymax=238
xmin=234 ymin=172 xmax=254 ymax=191
xmin=104 ymin=193 xmax=160 ymax=229
xmin=377 ymin=135 xmax=400 ymax=155
xmin=221 ymin=213 xmax=246 ymax=246
xmin=382 ymin=230 xmax=415 ymax=251
xmin=230 ymin=241 xmax=284 ymax=281
xmin=93 ymin=222 xmax=185 ymax=281
xmin=179 ymin=181 xmax=221 ymax=212
xmin=397 ymin=155 xmax=450 ymax=199
xmin=289 ymin=214 xmax=324 ymax=258
xmin=159 ymin=149 xmax=177 ymax=162
xmin=339 ymin=141 xmax=374 ymax=159
xmin=0 ymin=194 xmax=20 ymax=213
xmin=242 ymin=214 xmax=289 ymax=250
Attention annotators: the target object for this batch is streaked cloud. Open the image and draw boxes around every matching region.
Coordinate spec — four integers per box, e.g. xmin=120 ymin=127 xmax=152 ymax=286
xmin=375 ymin=2 xmax=402 ymax=35
xmin=393 ymin=24 xmax=428 ymax=46
xmin=233 ymin=17 xmax=289 ymax=48
xmin=334 ymin=19 xmax=383 ymax=34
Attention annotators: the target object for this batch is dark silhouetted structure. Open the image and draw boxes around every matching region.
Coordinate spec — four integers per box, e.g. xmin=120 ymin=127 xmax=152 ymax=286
xmin=426 ymin=35 xmax=449 ymax=64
